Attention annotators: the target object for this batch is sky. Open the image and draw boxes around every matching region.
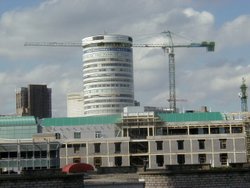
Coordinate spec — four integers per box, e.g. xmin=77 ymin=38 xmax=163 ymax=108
xmin=0 ymin=0 xmax=250 ymax=116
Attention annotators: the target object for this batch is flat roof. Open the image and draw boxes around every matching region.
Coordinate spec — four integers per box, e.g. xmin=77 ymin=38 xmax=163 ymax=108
xmin=41 ymin=114 xmax=121 ymax=127
xmin=0 ymin=116 xmax=36 ymax=126
xmin=41 ymin=112 xmax=225 ymax=127
xmin=157 ymin=112 xmax=224 ymax=122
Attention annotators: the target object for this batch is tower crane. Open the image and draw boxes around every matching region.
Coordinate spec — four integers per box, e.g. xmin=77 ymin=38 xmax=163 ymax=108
xmin=25 ymin=31 xmax=215 ymax=112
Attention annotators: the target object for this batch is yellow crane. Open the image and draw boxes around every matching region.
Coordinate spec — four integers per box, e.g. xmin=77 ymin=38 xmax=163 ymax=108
xmin=25 ymin=31 xmax=215 ymax=112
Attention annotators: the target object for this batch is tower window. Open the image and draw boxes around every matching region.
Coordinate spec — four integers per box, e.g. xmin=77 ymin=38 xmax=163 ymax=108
xmin=93 ymin=36 xmax=104 ymax=40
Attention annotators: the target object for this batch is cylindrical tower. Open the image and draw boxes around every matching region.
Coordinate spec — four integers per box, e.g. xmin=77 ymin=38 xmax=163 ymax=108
xmin=82 ymin=34 xmax=134 ymax=116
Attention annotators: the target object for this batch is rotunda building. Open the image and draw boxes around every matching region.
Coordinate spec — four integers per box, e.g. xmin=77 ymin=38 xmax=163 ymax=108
xmin=82 ymin=35 xmax=134 ymax=116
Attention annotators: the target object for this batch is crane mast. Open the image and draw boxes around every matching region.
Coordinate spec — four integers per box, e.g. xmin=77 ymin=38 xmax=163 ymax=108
xmin=164 ymin=31 xmax=176 ymax=112
xmin=24 ymin=31 xmax=215 ymax=112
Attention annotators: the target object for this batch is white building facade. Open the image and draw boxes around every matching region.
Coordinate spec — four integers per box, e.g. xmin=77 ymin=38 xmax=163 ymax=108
xmin=82 ymin=35 xmax=134 ymax=116
xmin=67 ymin=92 xmax=84 ymax=117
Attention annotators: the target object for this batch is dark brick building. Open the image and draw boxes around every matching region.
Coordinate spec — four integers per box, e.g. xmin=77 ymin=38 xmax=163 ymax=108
xmin=16 ymin=84 xmax=52 ymax=118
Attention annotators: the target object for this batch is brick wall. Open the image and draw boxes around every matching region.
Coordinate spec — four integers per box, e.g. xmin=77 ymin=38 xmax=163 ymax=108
xmin=139 ymin=168 xmax=250 ymax=188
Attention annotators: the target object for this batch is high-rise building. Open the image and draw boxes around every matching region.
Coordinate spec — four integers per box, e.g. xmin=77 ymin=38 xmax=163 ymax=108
xmin=67 ymin=92 xmax=84 ymax=117
xmin=16 ymin=84 xmax=52 ymax=119
xmin=16 ymin=87 xmax=29 ymax=116
xmin=82 ymin=34 xmax=134 ymax=116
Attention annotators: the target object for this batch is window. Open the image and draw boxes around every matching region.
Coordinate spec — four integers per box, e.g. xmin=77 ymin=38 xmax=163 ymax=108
xmin=156 ymin=155 xmax=164 ymax=167
xmin=81 ymin=144 xmax=86 ymax=147
xmin=232 ymin=127 xmax=242 ymax=133
xmin=156 ymin=141 xmax=163 ymax=150
xmin=73 ymin=144 xmax=80 ymax=153
xmin=50 ymin=150 xmax=57 ymax=158
xmin=149 ymin=128 xmax=153 ymax=136
xmin=220 ymin=153 xmax=228 ymax=165
xmin=34 ymin=151 xmax=40 ymax=158
xmin=123 ymin=128 xmax=127 ymax=137
xmin=198 ymin=140 xmax=205 ymax=150
xmin=115 ymin=142 xmax=121 ymax=153
xmin=94 ymin=143 xmax=101 ymax=153
xmin=177 ymin=154 xmax=185 ymax=165
xmin=94 ymin=157 xmax=102 ymax=167
xmin=177 ymin=140 xmax=184 ymax=150
xmin=198 ymin=154 xmax=206 ymax=164
xmin=211 ymin=128 xmax=220 ymax=134
xmin=115 ymin=156 xmax=122 ymax=166
xmin=95 ymin=131 xmax=102 ymax=138
xmin=73 ymin=157 xmax=81 ymax=163
xmin=220 ymin=139 xmax=227 ymax=149
xmin=74 ymin=132 xmax=81 ymax=139
xmin=93 ymin=36 xmax=104 ymax=40
xmin=41 ymin=151 xmax=47 ymax=158
xmin=9 ymin=152 xmax=17 ymax=158
xmin=55 ymin=133 xmax=61 ymax=139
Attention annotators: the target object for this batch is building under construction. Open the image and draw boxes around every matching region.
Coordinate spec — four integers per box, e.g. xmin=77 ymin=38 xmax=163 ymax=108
xmin=0 ymin=33 xmax=246 ymax=172
xmin=38 ymin=106 xmax=250 ymax=169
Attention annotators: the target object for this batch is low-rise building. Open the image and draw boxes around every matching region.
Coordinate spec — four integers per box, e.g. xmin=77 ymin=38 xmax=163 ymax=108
xmin=0 ymin=108 xmax=249 ymax=172
xmin=0 ymin=139 xmax=60 ymax=173
xmin=0 ymin=116 xmax=60 ymax=173
xmin=40 ymin=107 xmax=250 ymax=169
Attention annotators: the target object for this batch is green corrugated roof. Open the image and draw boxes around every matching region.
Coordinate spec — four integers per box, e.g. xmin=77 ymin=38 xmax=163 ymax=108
xmin=157 ymin=112 xmax=224 ymax=122
xmin=0 ymin=116 xmax=36 ymax=126
xmin=41 ymin=112 xmax=224 ymax=127
xmin=41 ymin=114 xmax=121 ymax=127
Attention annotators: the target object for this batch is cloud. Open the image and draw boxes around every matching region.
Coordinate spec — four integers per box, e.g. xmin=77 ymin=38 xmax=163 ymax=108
xmin=216 ymin=15 xmax=250 ymax=50
xmin=0 ymin=0 xmax=250 ymax=116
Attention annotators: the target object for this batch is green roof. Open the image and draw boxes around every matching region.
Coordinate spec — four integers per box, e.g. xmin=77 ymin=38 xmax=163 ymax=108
xmin=41 ymin=112 xmax=225 ymax=127
xmin=0 ymin=116 xmax=36 ymax=126
xmin=41 ymin=114 xmax=121 ymax=127
xmin=157 ymin=112 xmax=224 ymax=122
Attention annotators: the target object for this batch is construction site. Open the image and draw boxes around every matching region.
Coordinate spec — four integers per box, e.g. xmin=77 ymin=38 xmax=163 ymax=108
xmin=0 ymin=33 xmax=249 ymax=187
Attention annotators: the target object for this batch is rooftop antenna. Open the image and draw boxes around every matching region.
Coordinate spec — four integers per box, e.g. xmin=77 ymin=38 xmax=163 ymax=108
xmin=239 ymin=77 xmax=248 ymax=112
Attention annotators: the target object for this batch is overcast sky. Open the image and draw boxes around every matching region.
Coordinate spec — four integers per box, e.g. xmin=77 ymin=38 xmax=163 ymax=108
xmin=0 ymin=0 xmax=250 ymax=116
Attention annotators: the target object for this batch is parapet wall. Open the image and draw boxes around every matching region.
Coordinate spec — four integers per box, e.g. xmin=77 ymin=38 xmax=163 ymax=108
xmin=0 ymin=169 xmax=83 ymax=188
xmin=139 ymin=168 xmax=250 ymax=188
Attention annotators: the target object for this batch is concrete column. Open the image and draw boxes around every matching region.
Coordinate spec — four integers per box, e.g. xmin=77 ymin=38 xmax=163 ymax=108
xmin=190 ymin=139 xmax=193 ymax=164
xmin=65 ymin=143 xmax=68 ymax=165
xmin=86 ymin=142 xmax=89 ymax=164
xmin=211 ymin=138 xmax=214 ymax=167
xmin=169 ymin=140 xmax=172 ymax=164
xmin=148 ymin=141 xmax=151 ymax=168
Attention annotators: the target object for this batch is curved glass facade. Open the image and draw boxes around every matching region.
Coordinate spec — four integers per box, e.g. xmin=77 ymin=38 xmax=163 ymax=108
xmin=82 ymin=35 xmax=134 ymax=116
